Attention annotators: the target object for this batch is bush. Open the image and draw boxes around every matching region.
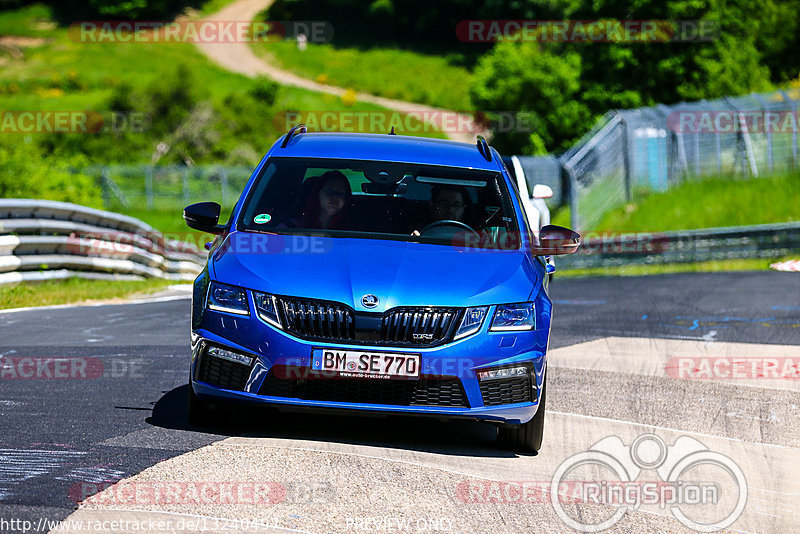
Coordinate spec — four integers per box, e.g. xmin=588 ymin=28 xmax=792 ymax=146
xmin=30 ymin=0 xmax=205 ymax=23
xmin=37 ymin=65 xmax=285 ymax=166
xmin=249 ymin=77 xmax=280 ymax=106
xmin=0 ymin=142 xmax=103 ymax=207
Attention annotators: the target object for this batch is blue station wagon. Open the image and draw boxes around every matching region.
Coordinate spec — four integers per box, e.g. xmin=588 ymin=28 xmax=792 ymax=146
xmin=184 ymin=127 xmax=580 ymax=453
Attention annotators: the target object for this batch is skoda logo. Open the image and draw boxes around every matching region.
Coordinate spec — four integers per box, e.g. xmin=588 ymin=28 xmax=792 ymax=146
xmin=361 ymin=294 xmax=379 ymax=308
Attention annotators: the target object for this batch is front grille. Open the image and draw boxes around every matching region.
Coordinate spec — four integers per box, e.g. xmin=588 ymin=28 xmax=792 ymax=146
xmin=380 ymin=307 xmax=460 ymax=346
xmin=196 ymin=352 xmax=251 ymax=391
xmin=259 ymin=366 xmax=469 ymax=407
xmin=479 ymin=376 xmax=533 ymax=406
xmin=278 ymin=297 xmax=355 ymax=340
xmin=276 ymin=297 xmax=461 ymax=347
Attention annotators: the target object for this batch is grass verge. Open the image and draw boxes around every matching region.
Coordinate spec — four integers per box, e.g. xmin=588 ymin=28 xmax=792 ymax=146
xmin=0 ymin=277 xmax=176 ymax=310
xmin=594 ymin=172 xmax=800 ymax=233
xmin=557 ymin=256 xmax=797 ymax=278
xmin=251 ymin=40 xmax=474 ymax=111
xmin=0 ymin=3 xmax=441 ymax=163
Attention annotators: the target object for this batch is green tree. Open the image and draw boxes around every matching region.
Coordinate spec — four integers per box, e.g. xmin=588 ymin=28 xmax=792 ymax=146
xmin=471 ymin=40 xmax=591 ymax=153
xmin=470 ymin=0 xmax=793 ymax=153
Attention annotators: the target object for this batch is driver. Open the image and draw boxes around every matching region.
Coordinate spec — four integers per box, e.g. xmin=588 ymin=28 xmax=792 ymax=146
xmin=429 ymin=185 xmax=468 ymax=223
xmin=411 ymin=184 xmax=472 ymax=236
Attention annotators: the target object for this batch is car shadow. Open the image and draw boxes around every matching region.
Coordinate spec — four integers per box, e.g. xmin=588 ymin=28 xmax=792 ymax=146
xmin=146 ymin=385 xmax=527 ymax=458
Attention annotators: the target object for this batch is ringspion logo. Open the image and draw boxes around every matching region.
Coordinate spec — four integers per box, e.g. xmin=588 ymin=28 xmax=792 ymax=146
xmin=550 ymin=434 xmax=747 ymax=532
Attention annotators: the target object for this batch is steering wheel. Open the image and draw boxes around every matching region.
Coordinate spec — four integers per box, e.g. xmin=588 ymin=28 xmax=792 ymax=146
xmin=419 ymin=219 xmax=480 ymax=238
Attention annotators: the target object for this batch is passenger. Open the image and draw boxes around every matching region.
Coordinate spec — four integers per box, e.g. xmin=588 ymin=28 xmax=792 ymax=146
xmin=295 ymin=170 xmax=352 ymax=230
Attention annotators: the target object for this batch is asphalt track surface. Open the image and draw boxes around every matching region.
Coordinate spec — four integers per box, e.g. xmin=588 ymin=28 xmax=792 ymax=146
xmin=0 ymin=271 xmax=799 ymax=533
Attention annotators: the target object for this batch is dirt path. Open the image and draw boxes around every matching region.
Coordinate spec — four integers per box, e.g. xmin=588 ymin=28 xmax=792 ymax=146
xmin=194 ymin=0 xmax=485 ymax=143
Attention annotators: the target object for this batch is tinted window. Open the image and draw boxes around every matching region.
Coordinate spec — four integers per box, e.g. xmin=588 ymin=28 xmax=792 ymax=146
xmin=238 ymin=157 xmax=520 ymax=248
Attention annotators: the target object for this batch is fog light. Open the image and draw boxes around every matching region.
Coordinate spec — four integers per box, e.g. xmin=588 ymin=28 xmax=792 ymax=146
xmin=207 ymin=345 xmax=253 ymax=366
xmin=477 ymin=366 xmax=528 ymax=381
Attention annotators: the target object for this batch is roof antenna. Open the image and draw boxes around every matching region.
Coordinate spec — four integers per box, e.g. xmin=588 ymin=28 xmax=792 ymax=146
xmin=389 ymin=127 xmax=396 ymax=135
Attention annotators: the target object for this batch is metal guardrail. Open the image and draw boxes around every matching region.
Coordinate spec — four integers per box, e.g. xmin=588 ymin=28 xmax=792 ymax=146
xmin=558 ymin=222 xmax=800 ymax=270
xmin=0 ymin=199 xmax=206 ymax=285
xmin=2 ymin=200 xmax=795 ymax=283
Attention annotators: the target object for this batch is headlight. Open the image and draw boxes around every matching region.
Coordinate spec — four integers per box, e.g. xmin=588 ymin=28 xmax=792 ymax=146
xmin=490 ymin=302 xmax=535 ymax=331
xmin=454 ymin=306 xmax=488 ymax=340
xmin=207 ymin=282 xmax=249 ymax=315
xmin=253 ymin=291 xmax=282 ymax=329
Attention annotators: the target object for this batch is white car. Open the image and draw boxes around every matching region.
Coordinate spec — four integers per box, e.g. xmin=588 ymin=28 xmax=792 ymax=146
xmin=508 ymin=156 xmax=556 ymax=275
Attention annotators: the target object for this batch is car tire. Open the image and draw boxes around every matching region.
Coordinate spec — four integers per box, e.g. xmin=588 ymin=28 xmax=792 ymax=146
xmin=498 ymin=375 xmax=547 ymax=453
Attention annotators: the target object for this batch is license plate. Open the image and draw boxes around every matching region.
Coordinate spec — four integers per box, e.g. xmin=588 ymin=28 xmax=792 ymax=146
xmin=311 ymin=349 xmax=420 ymax=379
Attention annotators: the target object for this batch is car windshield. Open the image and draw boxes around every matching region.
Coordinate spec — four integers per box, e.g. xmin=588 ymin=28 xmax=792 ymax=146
xmin=237 ymin=157 xmax=521 ymax=248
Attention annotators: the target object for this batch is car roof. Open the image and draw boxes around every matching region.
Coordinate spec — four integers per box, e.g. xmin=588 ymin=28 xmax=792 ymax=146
xmin=269 ymin=132 xmax=504 ymax=172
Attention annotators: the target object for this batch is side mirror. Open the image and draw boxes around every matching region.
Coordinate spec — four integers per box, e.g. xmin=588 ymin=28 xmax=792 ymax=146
xmin=184 ymin=202 xmax=225 ymax=235
xmin=532 ymin=225 xmax=580 ymax=256
xmin=532 ymin=184 xmax=553 ymax=199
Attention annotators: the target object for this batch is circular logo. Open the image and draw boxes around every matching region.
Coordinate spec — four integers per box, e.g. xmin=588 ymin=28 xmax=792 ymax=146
xmin=550 ymin=434 xmax=748 ymax=532
xmin=361 ymin=294 xmax=379 ymax=308
xmin=254 ymin=213 xmax=272 ymax=224
xmin=630 ymin=433 xmax=667 ymax=469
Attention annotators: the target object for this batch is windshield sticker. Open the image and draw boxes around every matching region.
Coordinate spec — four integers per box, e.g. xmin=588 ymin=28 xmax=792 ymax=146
xmin=254 ymin=213 xmax=272 ymax=224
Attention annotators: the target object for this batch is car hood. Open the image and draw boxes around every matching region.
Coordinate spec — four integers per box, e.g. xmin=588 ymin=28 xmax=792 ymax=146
xmin=211 ymin=232 xmax=540 ymax=311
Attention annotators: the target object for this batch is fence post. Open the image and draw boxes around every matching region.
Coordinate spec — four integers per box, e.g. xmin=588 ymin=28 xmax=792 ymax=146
xmin=99 ymin=167 xmax=130 ymax=209
xmin=615 ymin=111 xmax=632 ymax=201
xmin=564 ymin=163 xmax=579 ymax=232
xmin=694 ymin=102 xmax=704 ymax=176
xmin=182 ymin=167 xmax=190 ymax=204
xmin=100 ymin=167 xmax=110 ymax=209
xmin=220 ymin=168 xmax=229 ymax=206
xmin=779 ymin=89 xmax=798 ymax=169
xmin=145 ymin=166 xmax=154 ymax=209
xmin=753 ymin=93 xmax=773 ymax=172
xmin=676 ymin=132 xmax=689 ymax=180
xmin=739 ymin=114 xmax=759 ymax=177
xmin=725 ymin=97 xmax=758 ymax=177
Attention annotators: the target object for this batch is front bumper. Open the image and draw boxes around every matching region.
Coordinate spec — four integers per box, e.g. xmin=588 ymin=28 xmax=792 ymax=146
xmin=190 ymin=306 xmax=549 ymax=425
